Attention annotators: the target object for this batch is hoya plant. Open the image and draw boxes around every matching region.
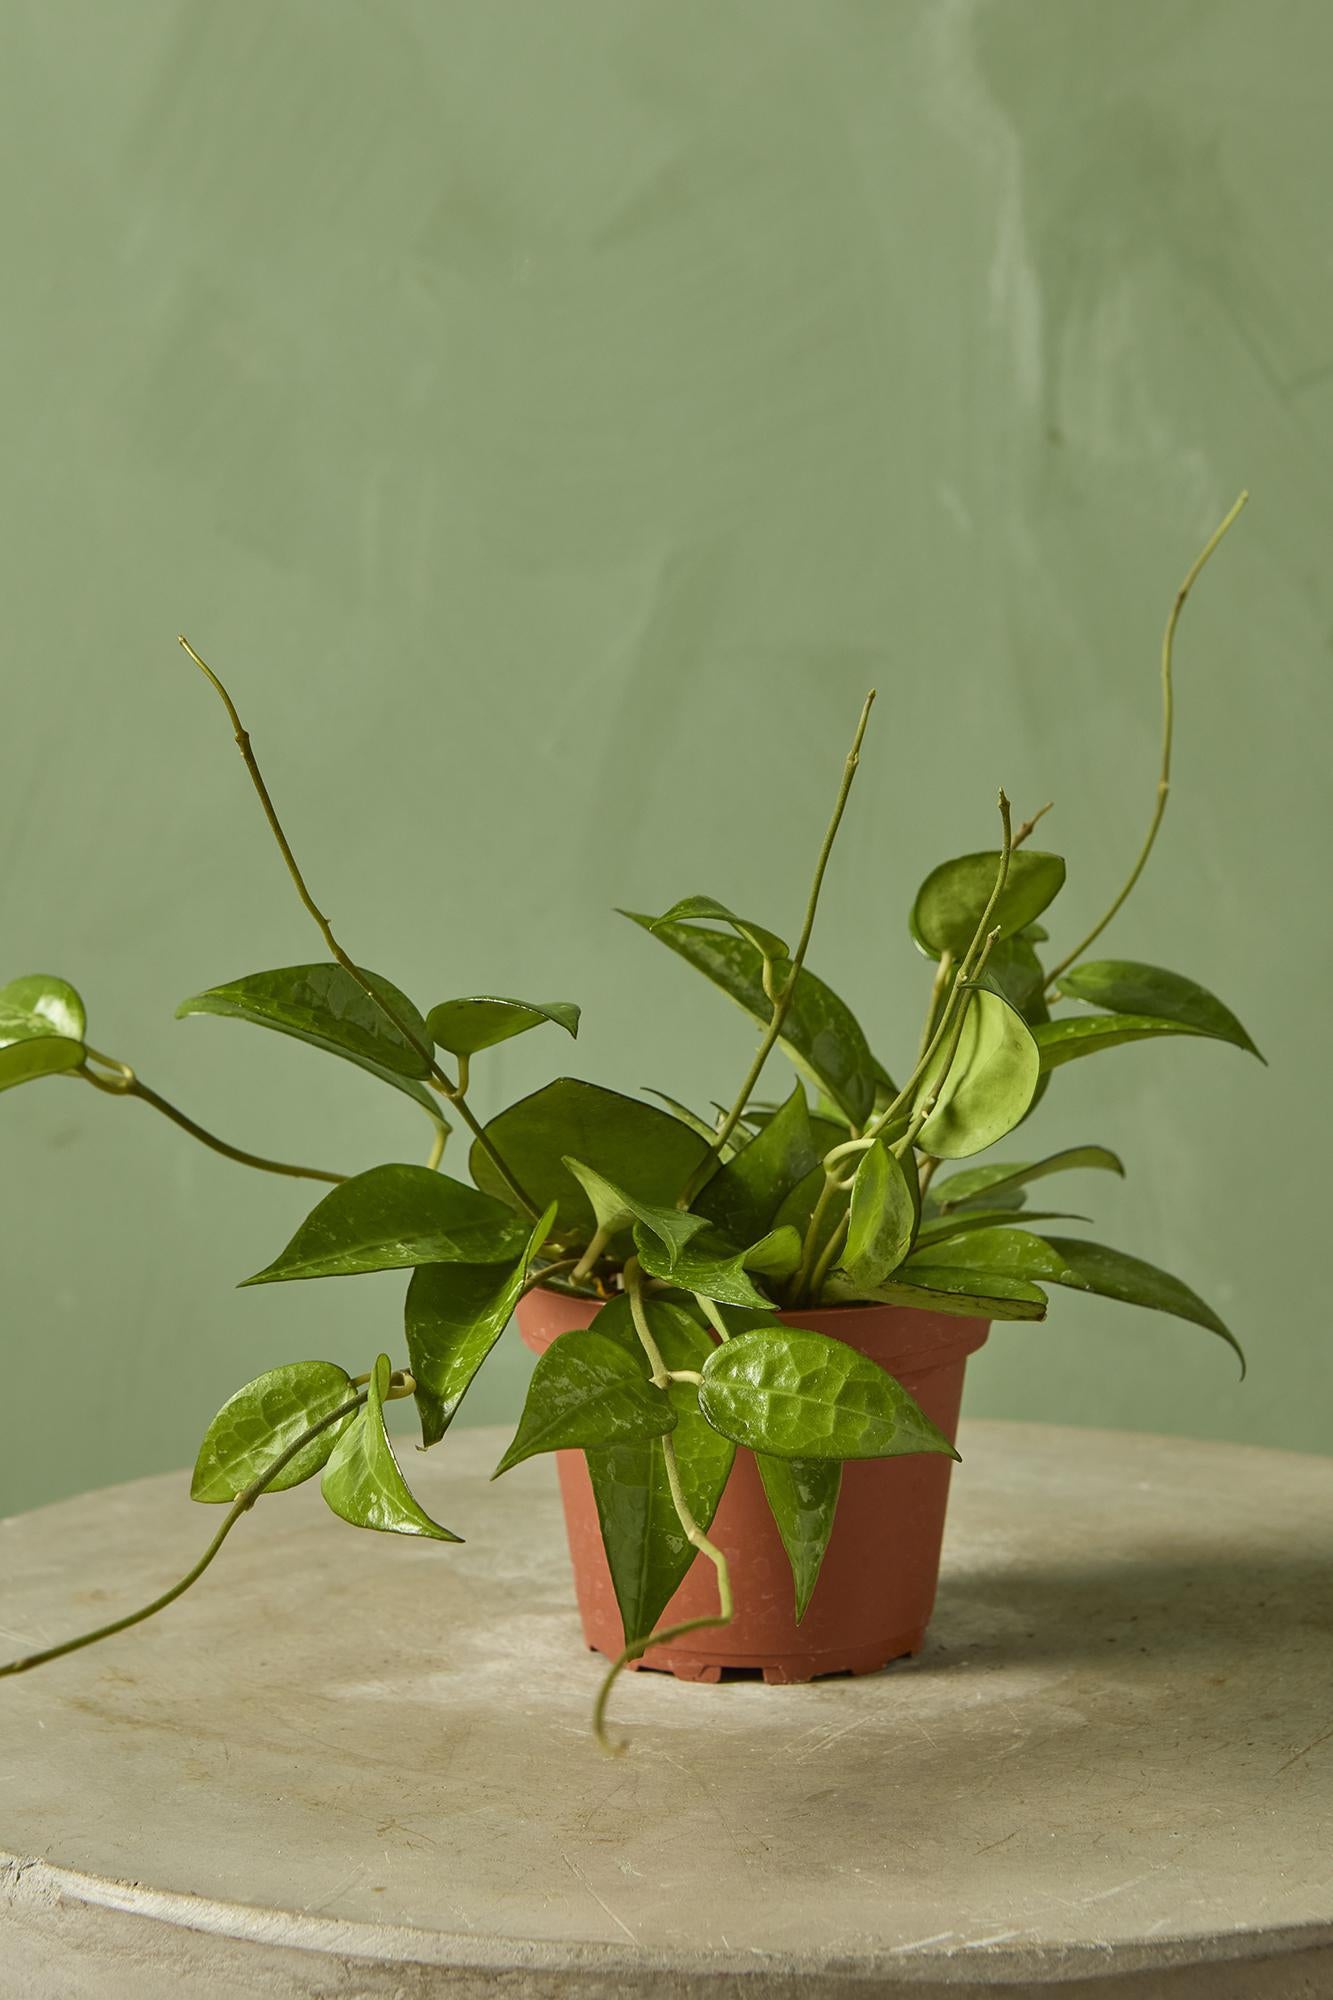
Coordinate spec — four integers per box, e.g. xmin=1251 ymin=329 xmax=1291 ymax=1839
xmin=1 ymin=500 xmax=1255 ymax=1746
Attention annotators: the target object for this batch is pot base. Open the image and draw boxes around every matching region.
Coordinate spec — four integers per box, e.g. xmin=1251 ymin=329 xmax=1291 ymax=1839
xmin=604 ymin=1632 xmax=923 ymax=1684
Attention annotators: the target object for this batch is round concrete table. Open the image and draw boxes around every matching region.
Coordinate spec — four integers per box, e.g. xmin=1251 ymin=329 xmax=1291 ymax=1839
xmin=1 ymin=1420 xmax=1330 ymax=1998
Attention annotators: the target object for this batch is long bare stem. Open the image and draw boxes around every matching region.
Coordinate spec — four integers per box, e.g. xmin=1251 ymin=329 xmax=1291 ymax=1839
xmin=0 ymin=1392 xmax=370 ymax=1679
xmin=1043 ymin=493 xmax=1248 ymax=990
xmin=78 ymin=1061 xmax=345 ymax=1186
xmin=679 ymin=692 xmax=876 ymax=1204
xmin=179 ymin=637 xmax=538 ymax=1217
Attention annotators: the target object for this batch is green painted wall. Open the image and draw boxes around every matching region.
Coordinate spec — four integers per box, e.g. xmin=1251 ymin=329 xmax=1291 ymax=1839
xmin=2 ymin=1 xmax=1326 ymax=1516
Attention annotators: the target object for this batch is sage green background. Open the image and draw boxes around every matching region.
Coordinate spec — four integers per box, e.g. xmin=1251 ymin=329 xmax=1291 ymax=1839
xmin=1 ymin=1 xmax=1326 ymax=1516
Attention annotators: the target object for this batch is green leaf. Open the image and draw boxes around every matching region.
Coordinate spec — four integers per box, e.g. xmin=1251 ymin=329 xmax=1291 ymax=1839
xmin=911 ymin=850 xmax=1067 ymax=961
xmin=191 ymin=1360 xmax=357 ymax=1501
xmin=917 ymin=1227 xmax=1244 ymax=1370
xmin=930 ymin=1146 xmax=1125 ymax=1213
xmin=837 ymin=1140 xmax=916 ymax=1291
xmin=426 ymin=996 xmax=580 ymax=1058
xmin=632 ymin=1225 xmax=789 ymax=1309
xmin=623 ymin=914 xmax=877 ymax=1127
xmin=405 ymin=1203 xmax=557 ymax=1447
xmin=493 ymin=1328 xmax=676 ymax=1476
xmin=1033 ymin=1014 xmax=1221 ymax=1072
xmin=584 ymin=1296 xmax=735 ymax=1642
xmin=986 ymin=935 xmax=1050 ymax=1025
xmin=693 ymin=1082 xmax=821 ymax=1242
xmin=469 ymin=1079 xmax=710 ymax=1238
xmin=918 ymin=988 xmax=1040 ymax=1159
xmin=648 ymin=894 xmax=789 ymax=963
xmin=1054 ymin=961 xmax=1263 ymax=1060
xmin=756 ymin=1454 xmax=842 ymax=1623
xmin=175 ymin=963 xmax=443 ymax=1114
xmin=562 ymin=1157 xmax=708 ymax=1263
xmin=241 ymin=1164 xmax=528 ymax=1285
xmin=698 ymin=1327 xmax=958 ymax=1461
xmin=0 ymin=974 xmax=87 ymax=1091
xmin=321 ymin=1355 xmax=461 ymax=1540
xmin=836 ymin=1267 xmax=1048 ymax=1320
xmin=913 ymin=1207 xmax=1089 ymax=1251
xmin=774 ymin=1165 xmax=849 ymax=1280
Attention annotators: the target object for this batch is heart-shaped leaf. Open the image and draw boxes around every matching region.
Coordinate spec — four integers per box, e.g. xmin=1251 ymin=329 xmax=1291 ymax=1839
xmin=176 ymin=964 xmax=442 ymax=1113
xmin=756 ymin=1454 xmax=842 ymax=1622
xmin=469 ymin=1079 xmax=710 ymax=1237
xmin=698 ymin=1327 xmax=957 ymax=1460
xmin=584 ymin=1295 xmax=735 ymax=1642
xmin=692 ymin=1083 xmax=821 ymax=1243
xmin=930 ymin=1146 xmax=1125 ymax=1213
xmin=0 ymin=974 xmax=87 ymax=1092
xmin=405 ymin=1203 xmax=557 ymax=1446
xmin=1053 ymin=961 xmax=1262 ymax=1060
xmin=191 ymin=1359 xmax=357 ymax=1501
xmin=916 ymin=1227 xmax=1244 ymax=1369
xmin=648 ymin=894 xmax=789 ymax=963
xmin=493 ymin=1328 xmax=676 ymax=1476
xmin=632 ymin=1225 xmax=792 ymax=1309
xmin=917 ymin=988 xmax=1040 ymax=1159
xmin=1033 ymin=1015 xmax=1220 ymax=1072
xmin=321 ymin=1355 xmax=461 ymax=1540
xmin=562 ymin=1158 xmax=708 ymax=1263
xmin=242 ymin=1164 xmax=528 ymax=1285
xmin=623 ymin=914 xmax=878 ymax=1128
xmin=836 ymin=1140 xmax=916 ymax=1292
xmin=834 ymin=1267 xmax=1048 ymax=1320
xmin=426 ymin=996 xmax=580 ymax=1058
xmin=911 ymin=850 xmax=1066 ymax=961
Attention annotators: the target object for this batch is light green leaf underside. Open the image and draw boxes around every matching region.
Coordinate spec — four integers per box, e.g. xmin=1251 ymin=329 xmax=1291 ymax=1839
xmin=911 ymin=850 xmax=1066 ymax=961
xmin=918 ymin=987 xmax=1040 ymax=1158
xmin=426 ymin=995 xmax=580 ymax=1058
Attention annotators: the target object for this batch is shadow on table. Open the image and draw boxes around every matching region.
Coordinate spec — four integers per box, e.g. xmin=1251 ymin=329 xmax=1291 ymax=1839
xmin=928 ymin=1543 xmax=1333 ymax=1673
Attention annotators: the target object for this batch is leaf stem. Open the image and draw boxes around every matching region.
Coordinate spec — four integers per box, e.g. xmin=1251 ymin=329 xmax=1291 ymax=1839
xmin=679 ymin=691 xmax=876 ymax=1203
xmin=0 ymin=1393 xmax=368 ymax=1680
xmin=78 ymin=1060 xmax=346 ymax=1186
xmin=179 ymin=637 xmax=539 ymax=1219
xmin=1043 ymin=493 xmax=1248 ymax=990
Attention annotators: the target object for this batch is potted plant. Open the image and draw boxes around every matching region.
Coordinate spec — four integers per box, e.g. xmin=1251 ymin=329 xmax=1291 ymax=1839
xmin=0 ymin=500 xmax=1256 ymax=1749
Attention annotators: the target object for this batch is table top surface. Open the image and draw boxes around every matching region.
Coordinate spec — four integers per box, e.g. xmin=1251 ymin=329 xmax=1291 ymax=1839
xmin=1 ymin=1419 xmax=1331 ymax=1989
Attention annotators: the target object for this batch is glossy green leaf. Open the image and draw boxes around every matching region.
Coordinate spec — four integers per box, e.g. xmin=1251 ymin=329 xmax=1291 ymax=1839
xmin=917 ymin=1227 xmax=1244 ymax=1369
xmin=985 ymin=935 xmax=1050 ymax=1025
xmin=175 ymin=963 xmax=441 ymax=1113
xmin=911 ymin=850 xmax=1066 ymax=961
xmin=837 ymin=1267 xmax=1049 ymax=1320
xmin=426 ymin=995 xmax=580 ymax=1058
xmin=405 ymin=1203 xmax=557 ymax=1447
xmin=917 ymin=988 xmax=1040 ymax=1159
xmin=756 ymin=1454 xmax=842 ymax=1622
xmin=191 ymin=1360 xmax=357 ymax=1501
xmin=648 ymin=894 xmax=789 ymax=963
xmin=632 ymin=1225 xmax=789 ymax=1308
xmin=321 ymin=1355 xmax=461 ymax=1540
xmin=623 ymin=914 xmax=877 ymax=1127
xmin=242 ymin=1164 xmax=528 ymax=1285
xmin=1054 ymin=961 xmax=1262 ymax=1060
xmin=693 ymin=1083 xmax=821 ymax=1243
xmin=0 ymin=974 xmax=86 ymax=1091
xmin=469 ymin=1079 xmax=709 ymax=1237
xmin=930 ymin=1146 xmax=1125 ymax=1213
xmin=563 ymin=1157 xmax=707 ymax=1263
xmin=584 ymin=1295 xmax=735 ymax=1642
xmin=837 ymin=1140 xmax=916 ymax=1291
xmin=698 ymin=1327 xmax=957 ymax=1461
xmin=493 ymin=1328 xmax=676 ymax=1476
xmin=912 ymin=1207 xmax=1088 ymax=1250
xmin=774 ymin=1164 xmax=848 ymax=1282
xmin=1033 ymin=1014 xmax=1220 ymax=1072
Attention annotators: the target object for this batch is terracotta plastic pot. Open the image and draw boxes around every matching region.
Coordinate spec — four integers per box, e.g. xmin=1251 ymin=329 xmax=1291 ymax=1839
xmin=514 ymin=1287 xmax=988 ymax=1684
